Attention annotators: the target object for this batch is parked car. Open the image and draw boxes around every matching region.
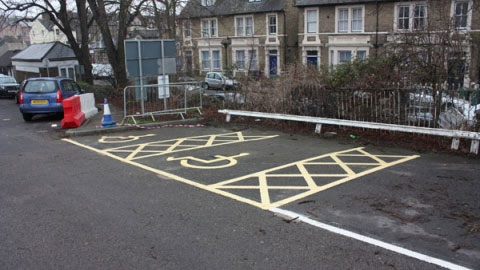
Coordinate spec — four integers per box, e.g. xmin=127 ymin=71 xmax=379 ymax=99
xmin=0 ymin=75 xmax=20 ymax=100
xmin=19 ymin=77 xmax=83 ymax=121
xmin=203 ymin=72 xmax=239 ymax=90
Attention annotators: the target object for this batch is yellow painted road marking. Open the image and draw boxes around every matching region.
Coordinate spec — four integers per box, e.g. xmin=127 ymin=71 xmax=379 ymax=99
xmin=102 ymin=132 xmax=278 ymax=161
xmin=212 ymin=148 xmax=419 ymax=209
xmin=330 ymin=154 xmax=356 ymax=176
xmin=98 ymin=134 xmax=155 ymax=143
xmin=166 ymin=153 xmax=250 ymax=169
xmin=63 ymin=138 xmax=419 ymax=210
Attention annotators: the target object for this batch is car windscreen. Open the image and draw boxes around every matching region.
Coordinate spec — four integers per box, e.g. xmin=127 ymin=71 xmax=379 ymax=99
xmin=0 ymin=77 xmax=17 ymax=84
xmin=24 ymin=80 xmax=57 ymax=93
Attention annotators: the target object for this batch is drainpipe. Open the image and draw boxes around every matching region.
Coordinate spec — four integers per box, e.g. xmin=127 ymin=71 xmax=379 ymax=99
xmin=283 ymin=10 xmax=287 ymax=72
xmin=375 ymin=1 xmax=379 ymax=58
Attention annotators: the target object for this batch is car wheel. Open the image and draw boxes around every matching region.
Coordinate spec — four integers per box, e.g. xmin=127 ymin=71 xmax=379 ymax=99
xmin=22 ymin=113 xmax=33 ymax=122
xmin=14 ymin=95 xmax=19 ymax=104
xmin=202 ymin=82 xmax=209 ymax=90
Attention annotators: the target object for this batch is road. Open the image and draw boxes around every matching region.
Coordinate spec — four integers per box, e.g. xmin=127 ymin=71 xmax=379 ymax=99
xmin=0 ymin=98 xmax=478 ymax=270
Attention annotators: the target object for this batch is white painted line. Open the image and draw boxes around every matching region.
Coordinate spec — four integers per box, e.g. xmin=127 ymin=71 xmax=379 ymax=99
xmin=270 ymin=208 xmax=472 ymax=270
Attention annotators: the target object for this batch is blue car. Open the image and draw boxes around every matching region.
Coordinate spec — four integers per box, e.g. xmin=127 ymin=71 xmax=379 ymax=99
xmin=19 ymin=77 xmax=83 ymax=121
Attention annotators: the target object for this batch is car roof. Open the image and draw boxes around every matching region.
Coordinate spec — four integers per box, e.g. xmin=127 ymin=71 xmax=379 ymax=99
xmin=26 ymin=77 xmax=72 ymax=81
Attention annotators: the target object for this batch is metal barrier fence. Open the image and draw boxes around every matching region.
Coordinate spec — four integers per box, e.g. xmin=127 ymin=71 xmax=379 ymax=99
xmin=122 ymin=82 xmax=203 ymax=125
xmin=239 ymin=83 xmax=479 ymax=132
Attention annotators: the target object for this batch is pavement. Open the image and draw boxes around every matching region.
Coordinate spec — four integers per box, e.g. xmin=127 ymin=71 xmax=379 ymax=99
xmin=65 ymin=102 xmax=201 ymax=137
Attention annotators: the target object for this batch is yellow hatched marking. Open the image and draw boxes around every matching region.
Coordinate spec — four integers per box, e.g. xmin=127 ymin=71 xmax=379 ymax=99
xmin=296 ymin=164 xmax=317 ymax=188
xmin=219 ymin=186 xmax=310 ymax=190
xmin=212 ymin=148 xmax=419 ymax=209
xmin=205 ymin=135 xmax=216 ymax=146
xmin=64 ymin=138 xmax=419 ymax=211
xmin=211 ymin=147 xmax=366 ymax=188
xmin=100 ymin=132 xmax=278 ymax=161
xmin=258 ymin=175 xmax=271 ymax=206
xmin=164 ymin=139 xmax=186 ymax=154
xmin=357 ymin=148 xmax=387 ymax=165
xmin=330 ymin=154 xmax=356 ymax=176
xmin=126 ymin=144 xmax=147 ymax=161
xmin=237 ymin=132 xmax=245 ymax=142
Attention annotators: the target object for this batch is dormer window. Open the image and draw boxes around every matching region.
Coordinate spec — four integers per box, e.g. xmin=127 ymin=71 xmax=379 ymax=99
xmin=201 ymin=0 xmax=215 ymax=7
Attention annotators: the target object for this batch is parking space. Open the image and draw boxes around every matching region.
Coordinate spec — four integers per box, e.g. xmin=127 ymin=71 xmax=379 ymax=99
xmin=63 ymin=128 xmax=418 ymax=210
xmin=62 ymin=126 xmax=480 ymax=269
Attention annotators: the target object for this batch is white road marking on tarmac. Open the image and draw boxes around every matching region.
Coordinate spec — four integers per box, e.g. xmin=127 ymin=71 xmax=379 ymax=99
xmin=270 ymin=208 xmax=472 ymax=270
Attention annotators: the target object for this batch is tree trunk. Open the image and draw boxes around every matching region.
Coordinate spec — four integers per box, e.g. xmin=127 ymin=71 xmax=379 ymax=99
xmin=87 ymin=0 xmax=129 ymax=87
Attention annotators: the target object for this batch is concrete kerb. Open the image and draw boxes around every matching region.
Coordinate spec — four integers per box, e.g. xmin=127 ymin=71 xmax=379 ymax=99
xmin=64 ymin=118 xmax=204 ymax=137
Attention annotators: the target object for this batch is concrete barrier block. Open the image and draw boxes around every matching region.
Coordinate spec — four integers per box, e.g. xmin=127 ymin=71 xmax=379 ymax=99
xmin=79 ymin=93 xmax=98 ymax=119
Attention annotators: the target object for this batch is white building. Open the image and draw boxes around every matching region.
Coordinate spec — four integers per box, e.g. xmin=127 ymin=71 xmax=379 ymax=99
xmin=29 ymin=18 xmax=76 ymax=45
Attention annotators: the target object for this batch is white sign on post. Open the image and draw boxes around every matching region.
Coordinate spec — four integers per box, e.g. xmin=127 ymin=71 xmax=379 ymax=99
xmin=158 ymin=75 xmax=170 ymax=99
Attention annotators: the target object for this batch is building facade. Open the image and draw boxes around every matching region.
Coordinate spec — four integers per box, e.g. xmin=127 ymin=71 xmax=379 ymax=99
xmin=178 ymin=0 xmax=298 ymax=78
xmin=12 ymin=42 xmax=79 ymax=82
xmin=29 ymin=18 xmax=76 ymax=45
xmin=296 ymin=0 xmax=480 ymax=86
xmin=0 ymin=17 xmax=31 ymax=46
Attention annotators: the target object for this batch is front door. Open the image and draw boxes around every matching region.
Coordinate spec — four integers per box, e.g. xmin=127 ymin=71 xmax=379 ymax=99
xmin=269 ymin=50 xmax=278 ymax=77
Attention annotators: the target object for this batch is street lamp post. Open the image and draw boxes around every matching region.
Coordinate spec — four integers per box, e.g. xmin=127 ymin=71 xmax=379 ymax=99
xmin=221 ymin=37 xmax=231 ymax=71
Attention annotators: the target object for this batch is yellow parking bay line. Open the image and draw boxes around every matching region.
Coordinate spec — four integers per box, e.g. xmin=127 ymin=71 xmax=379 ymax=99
xmin=100 ymin=132 xmax=278 ymax=161
xmin=63 ymin=138 xmax=267 ymax=209
xmin=211 ymin=147 xmax=419 ymax=209
xmin=63 ymin=138 xmax=419 ymax=210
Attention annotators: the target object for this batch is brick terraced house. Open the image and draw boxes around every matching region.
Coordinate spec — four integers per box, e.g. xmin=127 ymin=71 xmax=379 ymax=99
xmin=296 ymin=0 xmax=480 ymax=86
xmin=179 ymin=0 xmax=479 ymax=86
xmin=178 ymin=0 xmax=298 ymax=77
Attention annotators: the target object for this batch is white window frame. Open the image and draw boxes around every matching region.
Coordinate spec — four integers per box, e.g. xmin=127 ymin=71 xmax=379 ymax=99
xmin=329 ymin=48 xmax=369 ymax=66
xmin=267 ymin=13 xmax=278 ymax=36
xmin=305 ymin=8 xmax=318 ymax=34
xmin=248 ymin=49 xmax=258 ymax=71
xmin=249 ymin=0 xmax=261 ymax=2
xmin=201 ymin=0 xmax=215 ymax=7
xmin=451 ymin=0 xmax=473 ymax=30
xmin=235 ymin=15 xmax=254 ymax=37
xmin=394 ymin=2 xmax=428 ymax=32
xmin=337 ymin=8 xmax=349 ymax=33
xmin=201 ymin=50 xmax=211 ymax=70
xmin=58 ymin=66 xmax=76 ymax=80
xmin=338 ymin=50 xmax=352 ymax=64
xmin=212 ymin=50 xmax=221 ymax=70
xmin=200 ymin=49 xmax=222 ymax=71
xmin=335 ymin=5 xmax=365 ymax=33
xmin=235 ymin=50 xmax=246 ymax=70
xmin=183 ymin=20 xmax=191 ymax=39
xmin=234 ymin=48 xmax=258 ymax=71
xmin=201 ymin=18 xmax=218 ymax=38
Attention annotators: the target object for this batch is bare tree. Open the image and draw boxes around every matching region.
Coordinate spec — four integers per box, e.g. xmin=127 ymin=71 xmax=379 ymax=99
xmin=148 ymin=0 xmax=185 ymax=39
xmin=0 ymin=0 xmax=96 ymax=84
xmin=385 ymin=0 xmax=478 ymax=86
xmin=87 ymin=0 xmax=150 ymax=87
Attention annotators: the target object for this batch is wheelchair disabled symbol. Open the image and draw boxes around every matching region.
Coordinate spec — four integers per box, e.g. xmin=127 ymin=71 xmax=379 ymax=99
xmin=167 ymin=153 xmax=250 ymax=169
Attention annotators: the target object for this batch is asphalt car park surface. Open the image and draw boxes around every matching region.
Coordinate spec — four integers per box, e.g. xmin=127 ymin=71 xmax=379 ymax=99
xmin=64 ymin=124 xmax=479 ymax=269
xmin=1 ymin=98 xmax=479 ymax=269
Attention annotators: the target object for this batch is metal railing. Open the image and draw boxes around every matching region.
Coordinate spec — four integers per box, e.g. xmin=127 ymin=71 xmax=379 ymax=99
xmin=236 ymin=83 xmax=479 ymax=132
xmin=220 ymin=83 xmax=480 ymax=153
xmin=122 ymin=82 xmax=203 ymax=125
